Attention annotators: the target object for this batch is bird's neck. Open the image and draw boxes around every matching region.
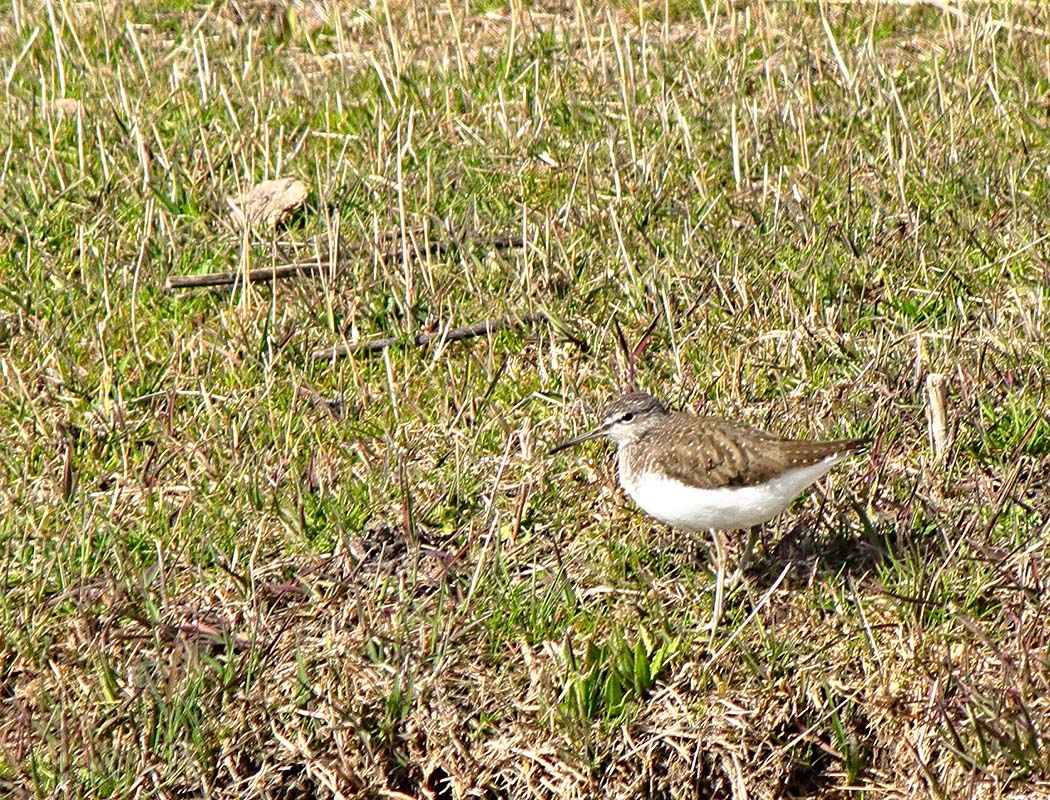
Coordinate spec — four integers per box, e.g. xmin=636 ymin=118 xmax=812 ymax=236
xmin=616 ymin=439 xmax=649 ymax=493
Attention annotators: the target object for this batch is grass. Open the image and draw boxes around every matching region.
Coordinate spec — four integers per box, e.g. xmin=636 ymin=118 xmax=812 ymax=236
xmin=2 ymin=0 xmax=1050 ymax=797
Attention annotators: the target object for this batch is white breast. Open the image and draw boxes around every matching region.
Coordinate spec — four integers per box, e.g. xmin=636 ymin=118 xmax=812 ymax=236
xmin=620 ymin=457 xmax=846 ymax=531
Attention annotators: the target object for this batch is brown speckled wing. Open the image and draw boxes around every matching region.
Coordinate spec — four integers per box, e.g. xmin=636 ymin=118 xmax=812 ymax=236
xmin=627 ymin=413 xmax=869 ymax=489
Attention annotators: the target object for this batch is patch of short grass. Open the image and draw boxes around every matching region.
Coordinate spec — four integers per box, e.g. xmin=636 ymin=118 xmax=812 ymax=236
xmin=3 ymin=1 xmax=1050 ymax=798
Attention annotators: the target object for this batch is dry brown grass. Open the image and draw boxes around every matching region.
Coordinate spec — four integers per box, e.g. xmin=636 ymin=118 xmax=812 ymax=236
xmin=2 ymin=0 xmax=1050 ymax=798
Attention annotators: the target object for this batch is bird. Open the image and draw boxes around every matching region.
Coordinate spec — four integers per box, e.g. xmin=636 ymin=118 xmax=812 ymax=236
xmin=550 ymin=390 xmax=871 ymax=631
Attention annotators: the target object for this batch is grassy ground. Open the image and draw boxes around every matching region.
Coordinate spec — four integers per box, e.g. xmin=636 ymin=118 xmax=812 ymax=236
xmin=2 ymin=0 xmax=1050 ymax=797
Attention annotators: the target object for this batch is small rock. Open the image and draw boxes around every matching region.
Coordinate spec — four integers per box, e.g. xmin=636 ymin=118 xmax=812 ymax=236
xmin=228 ymin=177 xmax=308 ymax=228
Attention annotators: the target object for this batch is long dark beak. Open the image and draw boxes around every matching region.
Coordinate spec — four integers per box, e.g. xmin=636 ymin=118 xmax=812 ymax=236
xmin=549 ymin=426 xmax=605 ymax=455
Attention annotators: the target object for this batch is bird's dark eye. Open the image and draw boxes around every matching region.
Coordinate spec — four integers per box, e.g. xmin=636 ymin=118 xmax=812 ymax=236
xmin=621 ymin=412 xmax=635 ymax=423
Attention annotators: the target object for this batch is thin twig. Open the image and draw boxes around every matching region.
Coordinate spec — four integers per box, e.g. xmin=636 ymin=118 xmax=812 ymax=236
xmin=166 ymin=262 xmax=326 ymax=289
xmin=310 ymin=312 xmax=547 ymax=361
xmin=164 ymin=234 xmax=525 ymax=290
xmin=612 ymin=317 xmax=632 ymax=390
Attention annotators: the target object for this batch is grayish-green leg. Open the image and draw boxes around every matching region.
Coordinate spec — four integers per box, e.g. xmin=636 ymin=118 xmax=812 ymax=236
xmin=709 ymin=529 xmax=728 ymax=637
xmin=727 ymin=525 xmax=761 ymax=587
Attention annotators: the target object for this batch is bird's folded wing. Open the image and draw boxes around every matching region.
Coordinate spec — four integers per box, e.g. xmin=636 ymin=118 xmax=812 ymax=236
xmin=648 ymin=417 xmax=865 ymax=490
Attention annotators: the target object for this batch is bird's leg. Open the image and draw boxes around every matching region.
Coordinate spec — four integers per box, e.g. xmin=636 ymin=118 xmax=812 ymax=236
xmin=709 ymin=529 xmax=728 ymax=636
xmin=726 ymin=525 xmax=761 ymax=587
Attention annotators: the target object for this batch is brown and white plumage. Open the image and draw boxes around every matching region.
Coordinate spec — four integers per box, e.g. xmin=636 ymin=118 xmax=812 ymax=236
xmin=551 ymin=391 xmax=870 ymax=532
